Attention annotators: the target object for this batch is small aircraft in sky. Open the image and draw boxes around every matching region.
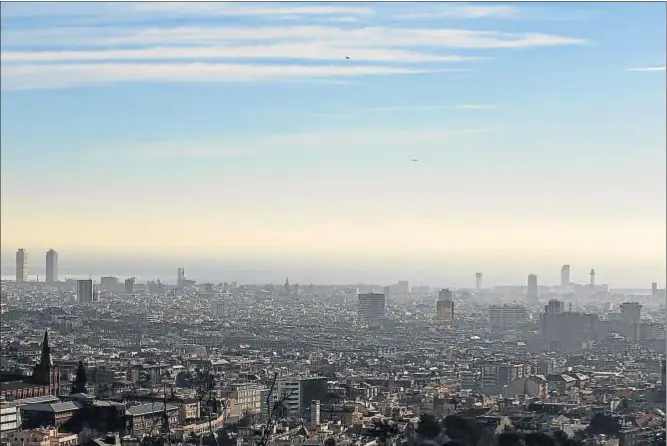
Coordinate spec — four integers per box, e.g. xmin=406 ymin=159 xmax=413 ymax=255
xmin=345 ymin=56 xmax=350 ymax=60
xmin=411 ymin=158 xmax=419 ymax=162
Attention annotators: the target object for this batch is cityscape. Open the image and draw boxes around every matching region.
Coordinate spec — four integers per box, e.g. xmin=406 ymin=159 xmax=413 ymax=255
xmin=1 ymin=2 xmax=666 ymax=446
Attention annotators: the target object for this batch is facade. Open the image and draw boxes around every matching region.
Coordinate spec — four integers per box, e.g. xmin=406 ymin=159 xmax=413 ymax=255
xmin=357 ymin=293 xmax=386 ymax=327
xmin=16 ymin=249 xmax=27 ymax=284
xmin=436 ymin=289 xmax=454 ymax=322
xmin=0 ymin=331 xmax=60 ymax=399
xmin=177 ymin=268 xmax=185 ymax=286
xmin=620 ymin=302 xmax=642 ymax=341
xmin=20 ymin=402 xmax=79 ymax=429
xmin=124 ymin=277 xmax=135 ymax=294
xmin=560 ymin=265 xmax=570 ymax=287
xmin=502 ymin=376 xmax=548 ymax=399
xmin=126 ymin=403 xmax=180 ymax=437
xmin=0 ymin=402 xmax=20 ymax=438
xmin=527 ymin=274 xmax=538 ymax=303
xmin=76 ymin=280 xmax=94 ymax=303
xmin=45 ymin=250 xmax=58 ymax=284
xmin=6 ymin=429 xmax=77 ymax=446
xmin=489 ymin=304 xmax=529 ymax=330
xmin=275 ymin=376 xmax=327 ymax=419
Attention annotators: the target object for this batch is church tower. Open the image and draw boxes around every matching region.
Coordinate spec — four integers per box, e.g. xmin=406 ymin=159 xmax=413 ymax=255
xmin=33 ymin=330 xmax=60 ymax=395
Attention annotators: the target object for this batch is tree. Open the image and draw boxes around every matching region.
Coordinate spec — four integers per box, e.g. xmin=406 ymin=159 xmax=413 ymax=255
xmin=415 ymin=414 xmax=442 ymax=440
xmin=72 ymin=361 xmax=87 ymax=394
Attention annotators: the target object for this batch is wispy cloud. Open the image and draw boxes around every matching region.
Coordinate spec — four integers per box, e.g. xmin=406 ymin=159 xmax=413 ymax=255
xmin=455 ymin=104 xmax=500 ymax=110
xmin=0 ymin=3 xmax=589 ymax=90
xmin=116 ymin=128 xmax=489 ymax=159
xmin=626 ymin=66 xmax=666 ymax=72
xmin=403 ymin=4 xmax=519 ymax=20
xmin=1 ymin=45 xmax=481 ymax=64
xmin=1 ymin=62 xmax=466 ymax=91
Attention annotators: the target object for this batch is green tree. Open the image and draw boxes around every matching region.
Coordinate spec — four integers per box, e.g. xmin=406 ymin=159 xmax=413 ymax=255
xmin=72 ymin=361 xmax=87 ymax=394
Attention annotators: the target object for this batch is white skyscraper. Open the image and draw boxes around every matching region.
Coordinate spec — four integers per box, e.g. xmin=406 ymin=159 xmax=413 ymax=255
xmin=46 ymin=249 xmax=58 ymax=284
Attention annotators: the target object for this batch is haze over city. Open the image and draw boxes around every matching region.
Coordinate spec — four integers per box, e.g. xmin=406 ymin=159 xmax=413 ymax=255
xmin=1 ymin=1 xmax=665 ymax=287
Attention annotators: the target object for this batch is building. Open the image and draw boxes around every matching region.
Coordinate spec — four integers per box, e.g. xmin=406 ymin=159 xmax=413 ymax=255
xmin=436 ymin=289 xmax=454 ymax=323
xmin=527 ymin=274 xmax=538 ymax=303
xmin=620 ymin=302 xmax=642 ymax=341
xmin=6 ymin=428 xmax=78 ymax=446
xmin=0 ymin=402 xmax=20 ymax=438
xmin=489 ymin=304 xmax=529 ymax=330
xmin=475 ymin=273 xmax=483 ymax=290
xmin=544 ymin=299 xmax=564 ymax=315
xmin=540 ymin=311 xmax=598 ymax=353
xmin=177 ymin=268 xmax=186 ymax=286
xmin=20 ymin=401 xmax=80 ymax=429
xmin=76 ymin=280 xmax=94 ymax=303
xmin=357 ymin=293 xmax=386 ymax=327
xmin=275 ymin=377 xmax=328 ymax=419
xmin=0 ymin=331 xmax=60 ymax=399
xmin=560 ymin=265 xmax=570 ymax=287
xmin=45 ymin=250 xmax=58 ymax=285
xmin=99 ymin=276 xmax=119 ymax=289
xmin=126 ymin=403 xmax=180 ymax=437
xmin=481 ymin=362 xmax=531 ymax=394
xmin=16 ymin=249 xmax=27 ymax=284
xmin=124 ymin=277 xmax=135 ymax=294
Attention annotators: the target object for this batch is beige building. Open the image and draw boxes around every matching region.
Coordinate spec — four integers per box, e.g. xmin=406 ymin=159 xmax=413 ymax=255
xmin=6 ymin=429 xmax=77 ymax=446
xmin=502 ymin=376 xmax=548 ymax=399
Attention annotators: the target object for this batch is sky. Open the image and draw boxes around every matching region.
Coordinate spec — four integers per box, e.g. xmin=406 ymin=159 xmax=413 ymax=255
xmin=1 ymin=1 xmax=665 ymax=288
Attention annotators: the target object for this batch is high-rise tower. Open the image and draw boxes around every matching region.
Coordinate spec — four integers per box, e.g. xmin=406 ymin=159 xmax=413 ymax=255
xmin=46 ymin=249 xmax=58 ymax=284
xmin=527 ymin=274 xmax=538 ymax=303
xmin=589 ymin=269 xmax=596 ymax=286
xmin=475 ymin=273 xmax=483 ymax=290
xmin=560 ymin=265 xmax=570 ymax=287
xmin=177 ymin=268 xmax=185 ymax=286
xmin=16 ymin=249 xmax=27 ymax=283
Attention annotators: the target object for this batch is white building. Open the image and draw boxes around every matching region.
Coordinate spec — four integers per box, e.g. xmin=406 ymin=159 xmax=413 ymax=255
xmin=45 ymin=250 xmax=58 ymax=284
xmin=0 ymin=402 xmax=20 ymax=438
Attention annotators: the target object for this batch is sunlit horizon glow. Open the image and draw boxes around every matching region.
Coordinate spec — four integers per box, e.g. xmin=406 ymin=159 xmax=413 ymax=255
xmin=1 ymin=2 xmax=665 ymax=287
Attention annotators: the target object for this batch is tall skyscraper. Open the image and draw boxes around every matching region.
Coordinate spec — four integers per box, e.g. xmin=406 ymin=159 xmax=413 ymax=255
xmin=475 ymin=272 xmax=483 ymax=290
xmin=436 ymin=289 xmax=454 ymax=322
xmin=620 ymin=302 xmax=642 ymax=341
xmin=589 ymin=269 xmax=596 ymax=286
xmin=125 ymin=277 xmax=136 ymax=294
xmin=527 ymin=274 xmax=538 ymax=303
xmin=16 ymin=249 xmax=27 ymax=283
xmin=358 ymin=293 xmax=386 ymax=327
xmin=560 ymin=265 xmax=570 ymax=287
xmin=77 ymin=279 xmax=94 ymax=303
xmin=177 ymin=268 xmax=185 ymax=286
xmin=45 ymin=249 xmax=58 ymax=284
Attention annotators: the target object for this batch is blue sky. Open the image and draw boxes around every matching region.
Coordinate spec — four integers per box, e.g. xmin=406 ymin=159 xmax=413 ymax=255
xmin=1 ymin=2 xmax=665 ymax=287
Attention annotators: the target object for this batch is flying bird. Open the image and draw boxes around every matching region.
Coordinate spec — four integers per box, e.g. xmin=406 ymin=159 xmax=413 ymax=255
xmin=412 ymin=158 xmax=419 ymax=162
xmin=345 ymin=56 xmax=350 ymax=60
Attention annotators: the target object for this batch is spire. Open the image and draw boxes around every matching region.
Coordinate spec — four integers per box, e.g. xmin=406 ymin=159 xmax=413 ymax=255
xmin=40 ymin=329 xmax=53 ymax=367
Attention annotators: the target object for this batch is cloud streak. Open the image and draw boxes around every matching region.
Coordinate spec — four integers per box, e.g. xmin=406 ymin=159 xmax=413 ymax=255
xmin=626 ymin=66 xmax=666 ymax=72
xmin=1 ymin=62 xmax=467 ymax=90
xmin=0 ymin=3 xmax=589 ymax=90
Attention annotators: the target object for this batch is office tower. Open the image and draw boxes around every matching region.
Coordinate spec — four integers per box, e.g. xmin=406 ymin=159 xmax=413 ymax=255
xmin=16 ymin=249 xmax=27 ymax=283
xmin=489 ymin=304 xmax=529 ymax=330
xmin=589 ymin=269 xmax=596 ymax=286
xmin=124 ymin=277 xmax=135 ymax=294
xmin=620 ymin=302 xmax=642 ymax=341
xmin=436 ymin=289 xmax=454 ymax=322
xmin=177 ymin=268 xmax=185 ymax=286
xmin=527 ymin=274 xmax=538 ymax=303
xmin=475 ymin=272 xmax=483 ymax=290
xmin=357 ymin=293 xmax=386 ymax=327
xmin=100 ymin=276 xmax=119 ymax=289
xmin=77 ymin=279 xmax=94 ymax=303
xmin=544 ymin=299 xmax=564 ymax=315
xmin=652 ymin=282 xmax=658 ymax=296
xmin=560 ymin=265 xmax=570 ymax=287
xmin=45 ymin=249 xmax=58 ymax=284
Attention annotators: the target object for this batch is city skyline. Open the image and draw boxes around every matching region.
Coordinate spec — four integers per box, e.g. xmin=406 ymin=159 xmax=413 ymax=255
xmin=1 ymin=2 xmax=665 ymax=287
xmin=1 ymin=246 xmax=663 ymax=289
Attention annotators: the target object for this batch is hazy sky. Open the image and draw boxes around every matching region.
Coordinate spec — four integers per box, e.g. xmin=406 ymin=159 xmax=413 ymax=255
xmin=1 ymin=2 xmax=665 ymax=287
